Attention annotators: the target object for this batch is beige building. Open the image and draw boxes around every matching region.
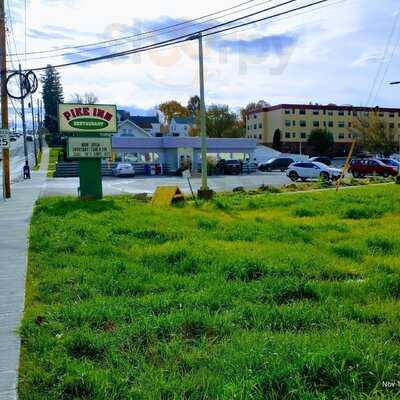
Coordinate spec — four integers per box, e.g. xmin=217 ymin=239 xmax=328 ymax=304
xmin=246 ymin=104 xmax=400 ymax=155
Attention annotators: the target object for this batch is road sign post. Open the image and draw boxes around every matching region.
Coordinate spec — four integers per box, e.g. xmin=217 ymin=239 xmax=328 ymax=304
xmin=59 ymin=104 xmax=117 ymax=200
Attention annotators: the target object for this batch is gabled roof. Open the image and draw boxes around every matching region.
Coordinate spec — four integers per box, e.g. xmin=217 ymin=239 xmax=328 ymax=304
xmin=118 ymin=119 xmax=152 ymax=137
xmin=129 ymin=116 xmax=159 ymax=129
xmin=172 ymin=116 xmax=196 ymax=125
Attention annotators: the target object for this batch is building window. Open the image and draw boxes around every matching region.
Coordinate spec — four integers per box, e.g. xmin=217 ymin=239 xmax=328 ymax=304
xmin=323 ymin=122 xmax=327 ymax=127
xmin=328 ymin=111 xmax=333 ymax=116
xmin=285 ymin=120 xmax=291 ymax=127
xmin=313 ymin=110 xmax=320 ymax=115
xmin=292 ymin=120 xmax=296 ymax=126
xmin=247 ymin=126 xmax=250 ymax=130
xmin=253 ymin=124 xmax=257 ymax=130
xmin=348 ymin=133 xmax=353 ymax=139
xmin=259 ymin=135 xmax=262 ymax=140
xmin=328 ymin=121 xmax=334 ymax=128
xmin=338 ymin=133 xmax=345 ymax=139
xmin=338 ymin=121 xmax=345 ymax=128
xmin=253 ymin=114 xmax=257 ymax=119
xmin=353 ymin=111 xmax=357 ymax=116
xmin=313 ymin=121 xmax=320 ymax=128
xmin=292 ymin=109 xmax=296 ymax=114
xmin=285 ymin=132 xmax=291 ymax=139
xmin=379 ymin=112 xmax=384 ymax=117
xmin=300 ymin=120 xmax=307 ymax=127
xmin=301 ymin=132 xmax=306 ymax=139
xmin=292 ymin=132 xmax=296 ymax=138
xmin=348 ymin=122 xmax=352 ymax=127
xmin=299 ymin=109 xmax=306 ymax=115
xmin=259 ymin=123 xmax=262 ymax=129
xmin=338 ymin=111 xmax=345 ymax=116
xmin=389 ymin=113 xmax=395 ymax=118
xmin=285 ymin=109 xmax=290 ymax=114
xmin=389 ymin=123 xmax=395 ymax=129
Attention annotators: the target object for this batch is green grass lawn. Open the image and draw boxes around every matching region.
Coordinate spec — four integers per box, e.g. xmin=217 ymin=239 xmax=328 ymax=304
xmin=20 ymin=185 xmax=400 ymax=399
xmin=47 ymin=147 xmax=63 ymax=177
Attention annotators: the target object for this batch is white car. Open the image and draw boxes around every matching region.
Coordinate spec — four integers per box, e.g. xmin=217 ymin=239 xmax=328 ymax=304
xmin=112 ymin=163 xmax=135 ymax=177
xmin=287 ymin=161 xmax=341 ymax=182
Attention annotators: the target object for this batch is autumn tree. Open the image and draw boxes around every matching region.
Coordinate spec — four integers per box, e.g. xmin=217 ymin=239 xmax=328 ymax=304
xmin=353 ymin=110 xmax=398 ymax=156
xmin=158 ymin=100 xmax=189 ymax=124
xmin=190 ymin=105 xmax=244 ymax=138
xmin=240 ymin=100 xmax=270 ymax=124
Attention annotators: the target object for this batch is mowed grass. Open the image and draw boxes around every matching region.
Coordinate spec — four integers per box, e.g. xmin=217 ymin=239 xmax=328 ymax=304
xmin=19 ymin=185 xmax=400 ymax=399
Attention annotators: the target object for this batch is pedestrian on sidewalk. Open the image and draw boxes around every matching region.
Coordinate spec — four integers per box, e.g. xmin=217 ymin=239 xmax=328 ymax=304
xmin=23 ymin=161 xmax=31 ymax=179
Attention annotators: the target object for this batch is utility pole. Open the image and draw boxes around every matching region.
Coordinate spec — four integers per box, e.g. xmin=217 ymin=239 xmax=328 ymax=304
xmin=30 ymin=94 xmax=37 ymax=165
xmin=0 ymin=0 xmax=11 ymax=198
xmin=192 ymin=32 xmax=212 ymax=199
xmin=37 ymin=98 xmax=42 ymax=152
xmin=19 ymin=64 xmax=28 ymax=166
xmin=390 ymin=81 xmax=400 ymax=153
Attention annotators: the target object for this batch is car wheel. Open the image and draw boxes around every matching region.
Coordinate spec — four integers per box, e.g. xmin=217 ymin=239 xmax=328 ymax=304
xmin=320 ymin=172 xmax=330 ymax=181
xmin=352 ymin=171 xmax=359 ymax=178
xmin=383 ymin=171 xmax=390 ymax=178
xmin=289 ymin=171 xmax=299 ymax=182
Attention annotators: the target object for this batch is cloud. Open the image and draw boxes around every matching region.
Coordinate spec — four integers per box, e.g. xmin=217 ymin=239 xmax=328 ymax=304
xmin=351 ymin=50 xmax=384 ymax=68
xmin=28 ymin=28 xmax=72 ymax=41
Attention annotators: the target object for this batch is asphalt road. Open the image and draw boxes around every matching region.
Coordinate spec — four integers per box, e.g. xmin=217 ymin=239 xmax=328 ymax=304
xmin=42 ymin=172 xmax=292 ymax=197
xmin=0 ymin=137 xmax=36 ymax=187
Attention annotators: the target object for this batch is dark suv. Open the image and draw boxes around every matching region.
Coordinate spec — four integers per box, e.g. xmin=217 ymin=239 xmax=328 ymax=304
xmin=348 ymin=159 xmax=398 ymax=178
xmin=258 ymin=157 xmax=294 ymax=172
xmin=216 ymin=159 xmax=242 ymax=175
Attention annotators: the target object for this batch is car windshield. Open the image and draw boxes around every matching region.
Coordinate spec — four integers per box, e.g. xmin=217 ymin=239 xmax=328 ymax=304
xmin=226 ymin=160 xmax=240 ymax=165
xmin=119 ymin=164 xmax=131 ymax=168
xmin=266 ymin=158 xmax=277 ymax=164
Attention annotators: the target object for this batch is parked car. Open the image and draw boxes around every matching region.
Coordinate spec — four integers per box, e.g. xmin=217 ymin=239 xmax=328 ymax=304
xmin=309 ymin=156 xmax=331 ymax=166
xmin=112 ymin=163 xmax=135 ymax=177
xmin=258 ymin=157 xmax=295 ymax=172
xmin=9 ymin=135 xmax=17 ymax=142
xmin=216 ymin=159 xmax=242 ymax=175
xmin=379 ymin=158 xmax=400 ymax=172
xmin=287 ymin=161 xmax=341 ymax=182
xmin=348 ymin=159 xmax=398 ymax=178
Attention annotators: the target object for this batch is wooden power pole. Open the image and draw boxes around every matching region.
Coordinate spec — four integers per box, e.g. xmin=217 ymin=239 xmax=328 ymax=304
xmin=0 ymin=0 xmax=11 ymax=198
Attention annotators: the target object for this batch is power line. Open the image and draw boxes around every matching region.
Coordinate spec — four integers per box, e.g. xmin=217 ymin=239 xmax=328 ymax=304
xmin=8 ymin=0 xmax=259 ymax=57
xmin=365 ymin=8 xmax=400 ymax=106
xmin=23 ymin=0 xmax=328 ymax=72
xmin=8 ymin=0 xmax=277 ymax=62
xmin=5 ymin=0 xmax=20 ymax=64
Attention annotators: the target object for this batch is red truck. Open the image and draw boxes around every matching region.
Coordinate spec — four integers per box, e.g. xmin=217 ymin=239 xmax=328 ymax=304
xmin=348 ymin=159 xmax=398 ymax=178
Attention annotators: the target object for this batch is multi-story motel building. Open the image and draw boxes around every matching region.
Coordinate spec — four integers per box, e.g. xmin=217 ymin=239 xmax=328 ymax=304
xmin=246 ymin=104 xmax=400 ymax=155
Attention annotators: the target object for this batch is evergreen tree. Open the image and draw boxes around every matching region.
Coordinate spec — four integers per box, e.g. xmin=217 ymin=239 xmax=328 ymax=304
xmin=272 ymin=129 xmax=282 ymax=150
xmin=187 ymin=95 xmax=201 ymax=116
xmin=41 ymin=65 xmax=64 ymax=133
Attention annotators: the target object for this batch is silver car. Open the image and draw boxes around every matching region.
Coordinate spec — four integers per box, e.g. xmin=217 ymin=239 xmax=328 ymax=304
xmin=112 ymin=163 xmax=135 ymax=177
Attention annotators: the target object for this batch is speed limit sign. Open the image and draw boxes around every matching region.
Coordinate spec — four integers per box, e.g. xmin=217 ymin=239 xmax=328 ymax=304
xmin=0 ymin=129 xmax=10 ymax=149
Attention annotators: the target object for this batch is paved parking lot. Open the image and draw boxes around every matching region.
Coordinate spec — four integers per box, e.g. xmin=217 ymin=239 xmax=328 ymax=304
xmin=41 ymin=172 xmax=292 ymax=197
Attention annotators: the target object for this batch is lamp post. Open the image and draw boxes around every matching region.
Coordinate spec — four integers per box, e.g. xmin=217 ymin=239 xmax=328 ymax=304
xmin=390 ymin=81 xmax=400 ymax=153
xmin=189 ymin=33 xmax=213 ymax=199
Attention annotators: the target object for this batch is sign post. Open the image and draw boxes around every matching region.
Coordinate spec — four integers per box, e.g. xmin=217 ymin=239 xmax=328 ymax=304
xmin=59 ymin=104 xmax=117 ymax=200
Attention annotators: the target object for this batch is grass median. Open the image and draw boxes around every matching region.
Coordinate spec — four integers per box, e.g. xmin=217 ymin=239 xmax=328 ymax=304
xmin=19 ymin=185 xmax=400 ymax=399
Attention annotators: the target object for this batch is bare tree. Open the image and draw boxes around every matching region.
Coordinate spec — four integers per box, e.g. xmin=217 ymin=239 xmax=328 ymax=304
xmin=70 ymin=92 xmax=99 ymax=104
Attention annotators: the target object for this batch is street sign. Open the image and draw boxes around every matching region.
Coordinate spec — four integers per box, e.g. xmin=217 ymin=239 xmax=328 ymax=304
xmin=59 ymin=104 xmax=117 ymax=134
xmin=0 ymin=129 xmax=10 ymax=149
xmin=67 ymin=137 xmax=112 ymax=159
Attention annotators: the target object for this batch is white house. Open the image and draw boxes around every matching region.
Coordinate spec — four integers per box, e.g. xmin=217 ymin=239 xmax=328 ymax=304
xmin=117 ymin=119 xmax=153 ymax=138
xmin=169 ymin=116 xmax=196 ymax=137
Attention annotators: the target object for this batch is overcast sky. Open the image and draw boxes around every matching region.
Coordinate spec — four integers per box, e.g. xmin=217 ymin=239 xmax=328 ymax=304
xmin=7 ymin=0 xmax=400 ymax=118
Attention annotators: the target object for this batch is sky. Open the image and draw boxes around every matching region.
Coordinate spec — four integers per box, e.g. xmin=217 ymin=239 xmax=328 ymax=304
xmin=6 ymin=0 xmax=400 ymax=122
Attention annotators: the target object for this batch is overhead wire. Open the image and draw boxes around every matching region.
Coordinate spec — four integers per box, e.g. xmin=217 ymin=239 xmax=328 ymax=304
xmin=22 ymin=0 xmax=330 ymax=72
xmin=9 ymin=0 xmax=278 ymax=62
xmin=8 ymin=0 xmax=260 ymax=57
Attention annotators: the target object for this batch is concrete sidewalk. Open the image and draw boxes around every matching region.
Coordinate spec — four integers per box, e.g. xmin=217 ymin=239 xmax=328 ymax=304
xmin=0 ymin=170 xmax=47 ymax=399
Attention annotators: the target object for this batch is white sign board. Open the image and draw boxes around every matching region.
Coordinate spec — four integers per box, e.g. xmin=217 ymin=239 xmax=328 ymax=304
xmin=59 ymin=104 xmax=117 ymax=134
xmin=0 ymin=129 xmax=10 ymax=149
xmin=67 ymin=137 xmax=112 ymax=159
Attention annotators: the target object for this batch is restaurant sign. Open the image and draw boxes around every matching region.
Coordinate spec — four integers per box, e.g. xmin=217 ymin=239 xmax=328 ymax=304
xmin=67 ymin=137 xmax=112 ymax=159
xmin=59 ymin=104 xmax=117 ymax=133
